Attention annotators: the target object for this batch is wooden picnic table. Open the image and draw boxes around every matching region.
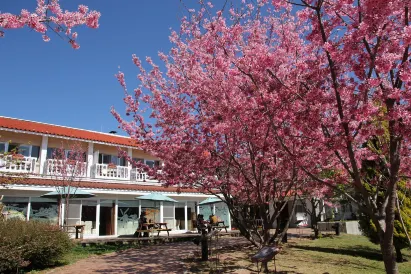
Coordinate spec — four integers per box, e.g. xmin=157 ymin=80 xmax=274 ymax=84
xmin=61 ymin=224 xmax=85 ymax=239
xmin=210 ymin=221 xmax=228 ymax=232
xmin=136 ymin=222 xmax=171 ymax=237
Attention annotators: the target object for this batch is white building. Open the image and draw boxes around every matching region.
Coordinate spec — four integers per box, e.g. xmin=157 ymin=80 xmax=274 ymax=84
xmin=0 ymin=116 xmax=230 ymax=238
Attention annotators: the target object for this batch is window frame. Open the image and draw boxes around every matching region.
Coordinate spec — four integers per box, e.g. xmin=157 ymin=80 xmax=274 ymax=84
xmin=7 ymin=143 xmax=40 ymax=158
xmin=0 ymin=142 xmax=8 ymax=154
xmin=98 ymin=153 xmax=127 ymax=166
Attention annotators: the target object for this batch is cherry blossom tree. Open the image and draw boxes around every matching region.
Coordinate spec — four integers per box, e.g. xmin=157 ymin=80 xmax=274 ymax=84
xmin=113 ymin=1 xmax=411 ymax=273
xmin=46 ymin=142 xmax=87 ymax=227
xmin=0 ymin=0 xmax=100 ymax=49
xmin=272 ymin=1 xmax=411 ymax=273
xmin=113 ymin=1 xmax=308 ymax=247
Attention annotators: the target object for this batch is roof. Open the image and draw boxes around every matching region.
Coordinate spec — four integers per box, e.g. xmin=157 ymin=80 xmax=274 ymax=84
xmin=16 ymin=178 xmax=201 ymax=194
xmin=0 ymin=116 xmax=139 ymax=147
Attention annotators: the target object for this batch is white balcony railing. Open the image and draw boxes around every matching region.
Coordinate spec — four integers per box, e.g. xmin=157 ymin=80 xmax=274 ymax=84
xmin=45 ymin=159 xmax=87 ymax=177
xmin=0 ymin=155 xmax=37 ymax=173
xmin=94 ymin=164 xmax=130 ymax=180
xmin=130 ymin=168 xmax=147 ymax=182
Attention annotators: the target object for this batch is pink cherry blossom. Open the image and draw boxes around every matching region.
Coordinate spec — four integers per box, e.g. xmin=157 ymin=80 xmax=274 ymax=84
xmin=0 ymin=0 xmax=100 ymax=49
xmin=113 ymin=1 xmax=411 ymax=269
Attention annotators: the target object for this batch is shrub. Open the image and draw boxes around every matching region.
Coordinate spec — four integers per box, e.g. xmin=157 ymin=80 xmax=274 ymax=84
xmin=359 ymin=181 xmax=411 ymax=261
xmin=0 ymin=219 xmax=73 ymax=273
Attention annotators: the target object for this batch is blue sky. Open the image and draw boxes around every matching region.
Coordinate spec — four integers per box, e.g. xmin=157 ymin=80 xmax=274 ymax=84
xmin=0 ymin=0 xmax=196 ymax=135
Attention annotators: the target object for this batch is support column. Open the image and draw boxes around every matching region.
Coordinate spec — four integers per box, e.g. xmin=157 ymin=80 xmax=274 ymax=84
xmin=184 ymin=201 xmax=188 ymax=231
xmin=127 ymin=148 xmax=132 ymax=181
xmin=160 ymin=201 xmax=164 ymax=223
xmin=86 ymin=142 xmax=94 ymax=178
xmin=139 ymin=200 xmax=142 ymax=217
xmin=197 ymin=203 xmax=200 ymax=215
xmin=26 ymin=197 xmax=31 ymax=221
xmin=96 ymin=199 xmax=100 ymax=236
xmin=114 ymin=199 xmax=118 ymax=236
xmin=227 ymin=206 xmax=231 ymax=230
xmin=61 ymin=203 xmax=65 ymax=226
xmin=39 ymin=136 xmax=48 ymax=174
xmin=213 ymin=204 xmax=216 ymax=215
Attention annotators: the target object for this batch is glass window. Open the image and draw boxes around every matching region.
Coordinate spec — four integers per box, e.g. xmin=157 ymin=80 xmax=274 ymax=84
xmin=47 ymin=148 xmax=57 ymax=159
xmin=98 ymin=154 xmax=112 ymax=164
xmin=0 ymin=143 xmax=5 ymax=153
xmin=7 ymin=144 xmax=34 ymax=157
xmin=2 ymin=197 xmax=29 ymax=220
xmin=117 ymin=200 xmax=140 ymax=235
xmin=7 ymin=143 xmax=18 ymax=154
xmin=145 ymin=160 xmax=161 ymax=168
xmin=66 ymin=150 xmax=86 ymax=162
xmin=118 ymin=157 xmax=126 ymax=166
xmin=131 ymin=158 xmax=143 ymax=167
xmin=31 ymin=146 xmax=40 ymax=158
xmin=146 ymin=160 xmax=155 ymax=168
xmin=104 ymin=155 xmax=112 ymax=164
xmin=30 ymin=197 xmax=58 ymax=223
xmin=110 ymin=155 xmax=118 ymax=165
xmin=19 ymin=145 xmax=31 ymax=157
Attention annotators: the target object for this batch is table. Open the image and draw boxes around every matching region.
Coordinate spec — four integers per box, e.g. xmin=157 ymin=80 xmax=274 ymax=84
xmin=138 ymin=222 xmax=171 ymax=237
xmin=210 ymin=221 xmax=228 ymax=232
xmin=61 ymin=224 xmax=85 ymax=239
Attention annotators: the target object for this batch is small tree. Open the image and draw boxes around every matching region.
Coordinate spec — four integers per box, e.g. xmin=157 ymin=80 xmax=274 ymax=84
xmin=46 ymin=142 xmax=87 ymax=227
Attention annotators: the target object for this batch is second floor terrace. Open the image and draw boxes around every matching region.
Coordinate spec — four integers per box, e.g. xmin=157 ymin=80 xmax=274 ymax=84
xmin=0 ymin=117 xmax=162 ymax=185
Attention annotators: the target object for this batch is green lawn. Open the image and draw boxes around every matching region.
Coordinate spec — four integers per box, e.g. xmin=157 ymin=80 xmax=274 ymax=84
xmin=186 ymin=234 xmax=411 ymax=273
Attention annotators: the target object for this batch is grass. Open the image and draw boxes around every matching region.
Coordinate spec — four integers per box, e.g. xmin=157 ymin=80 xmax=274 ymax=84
xmin=185 ymin=234 xmax=411 ymax=273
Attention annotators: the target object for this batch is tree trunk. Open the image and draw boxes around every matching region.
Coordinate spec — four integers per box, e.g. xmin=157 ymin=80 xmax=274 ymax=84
xmin=261 ymin=261 xmax=269 ymax=273
xmin=395 ymin=244 xmax=403 ymax=263
xmin=201 ymin=231 xmax=208 ymax=261
xmin=64 ymin=195 xmax=70 ymax=229
xmin=379 ymin=185 xmax=399 ymax=274
xmin=313 ymin=225 xmax=320 ymax=239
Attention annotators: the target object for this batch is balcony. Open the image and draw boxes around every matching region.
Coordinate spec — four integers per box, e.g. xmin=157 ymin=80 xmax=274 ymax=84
xmin=0 ymin=154 xmax=37 ymax=173
xmin=94 ymin=163 xmax=130 ymax=180
xmin=93 ymin=164 xmax=149 ymax=182
xmin=0 ymin=155 xmax=154 ymax=184
xmin=45 ymin=159 xmax=87 ymax=178
xmin=130 ymin=169 xmax=148 ymax=181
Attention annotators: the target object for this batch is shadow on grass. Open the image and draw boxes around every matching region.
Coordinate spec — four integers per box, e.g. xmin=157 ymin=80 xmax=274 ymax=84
xmin=289 ymin=244 xmax=383 ymax=261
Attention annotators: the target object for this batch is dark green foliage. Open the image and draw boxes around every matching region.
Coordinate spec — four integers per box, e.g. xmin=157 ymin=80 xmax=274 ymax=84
xmin=0 ymin=219 xmax=73 ymax=273
xmin=359 ymin=181 xmax=411 ymax=258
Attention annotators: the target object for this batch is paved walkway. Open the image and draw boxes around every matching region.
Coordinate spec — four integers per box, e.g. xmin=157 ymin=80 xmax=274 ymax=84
xmin=46 ymin=237 xmax=248 ymax=274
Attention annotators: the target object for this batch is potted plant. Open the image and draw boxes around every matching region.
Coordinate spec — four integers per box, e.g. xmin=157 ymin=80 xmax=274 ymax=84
xmin=12 ymin=154 xmax=25 ymax=161
xmin=108 ymin=163 xmax=117 ymax=169
xmin=66 ymin=159 xmax=77 ymax=165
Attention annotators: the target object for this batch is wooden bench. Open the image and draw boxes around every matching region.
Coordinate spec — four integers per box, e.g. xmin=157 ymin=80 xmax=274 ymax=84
xmin=134 ymin=229 xmax=153 ymax=237
xmin=210 ymin=221 xmax=228 ymax=232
